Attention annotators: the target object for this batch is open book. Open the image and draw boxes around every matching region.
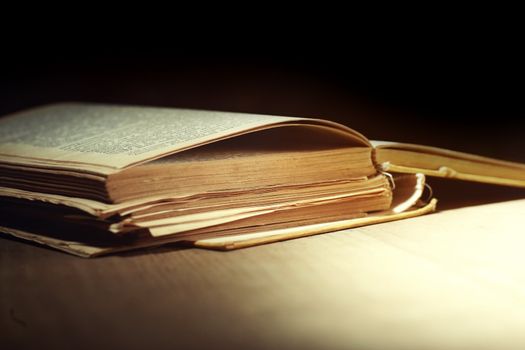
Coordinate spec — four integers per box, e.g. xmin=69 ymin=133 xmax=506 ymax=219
xmin=1 ymin=103 xmax=524 ymax=257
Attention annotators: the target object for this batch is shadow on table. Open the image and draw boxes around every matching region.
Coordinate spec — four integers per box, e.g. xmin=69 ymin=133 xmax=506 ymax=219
xmin=428 ymin=177 xmax=525 ymax=211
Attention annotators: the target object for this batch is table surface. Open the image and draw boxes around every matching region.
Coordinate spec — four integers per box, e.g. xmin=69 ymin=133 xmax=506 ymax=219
xmin=3 ymin=188 xmax=525 ymax=350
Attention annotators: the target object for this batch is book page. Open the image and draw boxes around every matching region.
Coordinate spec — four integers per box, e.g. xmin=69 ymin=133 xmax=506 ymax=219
xmin=0 ymin=103 xmax=368 ymax=175
xmin=372 ymin=140 xmax=525 ymax=187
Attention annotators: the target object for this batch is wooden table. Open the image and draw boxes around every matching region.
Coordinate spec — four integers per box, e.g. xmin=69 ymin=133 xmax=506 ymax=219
xmin=3 ymin=194 xmax=525 ymax=350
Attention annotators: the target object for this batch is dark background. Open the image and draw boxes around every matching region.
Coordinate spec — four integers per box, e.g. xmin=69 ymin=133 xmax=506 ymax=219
xmin=1 ymin=29 xmax=523 ymax=162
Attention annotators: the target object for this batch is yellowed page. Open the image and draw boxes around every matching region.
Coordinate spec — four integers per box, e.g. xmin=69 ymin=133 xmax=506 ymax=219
xmin=372 ymin=140 xmax=525 ymax=187
xmin=135 ymin=187 xmax=389 ymax=236
xmin=0 ymin=103 xmax=369 ymax=175
xmin=191 ymin=199 xmax=437 ymax=250
xmin=191 ymin=173 xmax=430 ymax=249
xmin=0 ymin=186 xmax=219 ymax=218
xmin=372 ymin=140 xmax=525 ymax=169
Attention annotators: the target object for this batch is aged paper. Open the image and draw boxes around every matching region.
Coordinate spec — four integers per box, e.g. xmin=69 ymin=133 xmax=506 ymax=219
xmin=0 ymin=103 xmax=369 ymax=174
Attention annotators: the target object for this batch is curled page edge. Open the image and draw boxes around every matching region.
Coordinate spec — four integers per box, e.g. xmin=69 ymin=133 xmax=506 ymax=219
xmin=190 ymin=200 xmax=437 ymax=250
xmin=190 ymin=173 xmax=437 ymax=250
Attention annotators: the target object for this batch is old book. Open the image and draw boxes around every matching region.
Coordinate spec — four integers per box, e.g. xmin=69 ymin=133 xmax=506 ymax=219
xmin=0 ymin=103 xmax=523 ymax=257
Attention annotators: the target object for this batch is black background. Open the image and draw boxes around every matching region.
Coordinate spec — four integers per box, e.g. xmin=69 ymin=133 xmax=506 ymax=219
xmin=1 ymin=25 xmax=523 ymax=162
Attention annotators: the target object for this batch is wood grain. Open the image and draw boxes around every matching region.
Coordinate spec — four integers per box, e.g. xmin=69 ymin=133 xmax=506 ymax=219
xmin=3 ymin=199 xmax=525 ymax=350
